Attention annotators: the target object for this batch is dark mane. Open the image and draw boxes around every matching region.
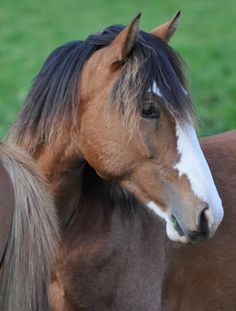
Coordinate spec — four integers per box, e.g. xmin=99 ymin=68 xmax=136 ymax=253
xmin=10 ymin=24 xmax=194 ymax=152
xmin=111 ymin=27 xmax=194 ymax=125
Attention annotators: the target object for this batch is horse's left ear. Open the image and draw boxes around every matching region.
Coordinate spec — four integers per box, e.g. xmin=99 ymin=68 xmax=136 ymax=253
xmin=110 ymin=13 xmax=141 ymax=63
xmin=150 ymin=11 xmax=180 ymax=42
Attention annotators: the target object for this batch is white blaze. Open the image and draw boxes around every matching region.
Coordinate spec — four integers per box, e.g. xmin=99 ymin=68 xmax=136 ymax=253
xmin=174 ymin=122 xmax=224 ymax=228
xmin=146 ymin=82 xmax=224 ymax=242
xmin=148 ymin=81 xmax=163 ymax=98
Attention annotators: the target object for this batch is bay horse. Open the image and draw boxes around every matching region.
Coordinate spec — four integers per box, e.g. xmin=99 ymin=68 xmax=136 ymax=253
xmin=0 ymin=141 xmax=59 ymax=311
xmin=9 ymin=12 xmax=235 ymax=310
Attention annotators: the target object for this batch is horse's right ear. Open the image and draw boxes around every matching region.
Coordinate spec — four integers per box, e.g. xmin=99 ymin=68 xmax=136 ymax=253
xmin=109 ymin=13 xmax=141 ymax=64
xmin=150 ymin=11 xmax=180 ymax=42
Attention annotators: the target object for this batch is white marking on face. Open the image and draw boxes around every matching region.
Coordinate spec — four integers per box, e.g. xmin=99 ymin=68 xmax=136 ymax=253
xmin=174 ymin=122 xmax=224 ymax=230
xmin=146 ymin=81 xmax=223 ymax=240
xmin=147 ymin=201 xmax=188 ymax=243
xmin=149 ymin=81 xmax=188 ymax=98
xmin=166 ymin=221 xmax=188 ymax=243
xmin=147 ymin=201 xmax=167 ymax=221
xmin=148 ymin=81 xmax=163 ymax=98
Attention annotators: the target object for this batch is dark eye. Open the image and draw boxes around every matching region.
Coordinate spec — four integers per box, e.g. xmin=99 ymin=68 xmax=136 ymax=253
xmin=141 ymin=102 xmax=161 ymax=119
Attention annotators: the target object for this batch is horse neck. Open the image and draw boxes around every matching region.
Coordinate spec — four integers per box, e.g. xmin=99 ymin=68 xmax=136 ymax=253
xmin=35 ymin=141 xmax=146 ymax=233
xmin=32 ymin=141 xmax=82 ymax=226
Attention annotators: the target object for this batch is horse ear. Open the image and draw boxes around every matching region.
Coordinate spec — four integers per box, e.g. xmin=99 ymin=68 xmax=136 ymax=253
xmin=110 ymin=13 xmax=141 ymax=62
xmin=150 ymin=11 xmax=180 ymax=42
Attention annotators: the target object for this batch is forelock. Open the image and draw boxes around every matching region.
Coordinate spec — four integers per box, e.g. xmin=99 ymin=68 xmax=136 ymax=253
xmin=110 ymin=30 xmax=195 ymax=126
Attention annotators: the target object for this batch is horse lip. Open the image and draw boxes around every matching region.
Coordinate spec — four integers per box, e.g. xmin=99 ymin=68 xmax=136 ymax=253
xmin=170 ymin=214 xmax=212 ymax=244
xmin=187 ymin=231 xmax=210 ymax=244
xmin=170 ymin=215 xmax=185 ymax=237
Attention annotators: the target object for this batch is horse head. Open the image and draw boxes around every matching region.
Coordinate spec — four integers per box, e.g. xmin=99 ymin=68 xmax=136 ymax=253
xmin=77 ymin=13 xmax=224 ymax=243
xmin=11 ymin=12 xmax=224 ymax=244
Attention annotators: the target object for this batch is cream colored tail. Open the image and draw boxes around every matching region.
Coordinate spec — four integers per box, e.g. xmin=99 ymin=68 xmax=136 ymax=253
xmin=0 ymin=143 xmax=59 ymax=311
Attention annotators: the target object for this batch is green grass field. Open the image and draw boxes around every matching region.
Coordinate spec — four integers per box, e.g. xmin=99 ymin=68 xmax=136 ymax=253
xmin=1 ymin=0 xmax=236 ymax=138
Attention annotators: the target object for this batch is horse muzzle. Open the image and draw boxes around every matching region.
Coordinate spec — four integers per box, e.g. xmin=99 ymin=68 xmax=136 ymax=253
xmin=167 ymin=204 xmax=223 ymax=244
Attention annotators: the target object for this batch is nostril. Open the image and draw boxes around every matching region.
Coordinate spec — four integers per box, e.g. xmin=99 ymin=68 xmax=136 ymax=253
xmin=199 ymin=207 xmax=210 ymax=234
xmin=186 ymin=207 xmax=211 ymax=243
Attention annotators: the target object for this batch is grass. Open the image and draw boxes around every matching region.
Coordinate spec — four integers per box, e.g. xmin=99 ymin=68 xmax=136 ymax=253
xmin=0 ymin=0 xmax=236 ymax=138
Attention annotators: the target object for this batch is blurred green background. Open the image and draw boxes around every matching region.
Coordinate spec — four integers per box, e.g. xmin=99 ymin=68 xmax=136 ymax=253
xmin=0 ymin=0 xmax=236 ymax=138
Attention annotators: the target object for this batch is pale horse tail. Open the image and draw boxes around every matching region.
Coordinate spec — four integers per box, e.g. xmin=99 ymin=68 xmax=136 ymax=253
xmin=0 ymin=142 xmax=59 ymax=311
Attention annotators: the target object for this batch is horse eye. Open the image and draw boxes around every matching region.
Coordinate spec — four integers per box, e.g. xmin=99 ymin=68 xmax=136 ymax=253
xmin=141 ymin=103 xmax=161 ymax=119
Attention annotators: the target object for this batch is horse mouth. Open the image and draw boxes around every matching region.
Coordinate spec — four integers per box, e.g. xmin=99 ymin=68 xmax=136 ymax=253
xmin=170 ymin=214 xmax=211 ymax=244
xmin=170 ymin=215 xmax=185 ymax=237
